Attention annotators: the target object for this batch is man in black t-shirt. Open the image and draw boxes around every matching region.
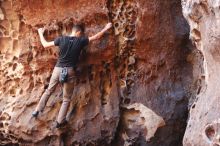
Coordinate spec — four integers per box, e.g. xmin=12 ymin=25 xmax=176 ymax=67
xmin=32 ymin=23 xmax=112 ymax=128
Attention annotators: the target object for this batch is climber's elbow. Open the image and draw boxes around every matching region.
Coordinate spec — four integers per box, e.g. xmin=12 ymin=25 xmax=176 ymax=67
xmin=42 ymin=41 xmax=55 ymax=48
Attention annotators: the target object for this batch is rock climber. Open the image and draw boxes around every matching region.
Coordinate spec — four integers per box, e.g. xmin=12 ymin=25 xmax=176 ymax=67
xmin=32 ymin=22 xmax=112 ymax=128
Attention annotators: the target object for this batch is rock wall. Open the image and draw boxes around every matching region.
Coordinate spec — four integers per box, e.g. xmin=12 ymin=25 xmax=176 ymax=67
xmin=0 ymin=0 xmax=195 ymax=145
xmin=182 ymin=0 xmax=220 ymax=146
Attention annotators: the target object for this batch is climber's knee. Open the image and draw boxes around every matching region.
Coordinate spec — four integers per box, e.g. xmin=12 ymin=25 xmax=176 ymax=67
xmin=63 ymin=97 xmax=71 ymax=103
xmin=44 ymin=88 xmax=54 ymax=96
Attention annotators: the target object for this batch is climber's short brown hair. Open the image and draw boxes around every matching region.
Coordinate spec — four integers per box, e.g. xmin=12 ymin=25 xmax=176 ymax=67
xmin=72 ymin=24 xmax=85 ymax=35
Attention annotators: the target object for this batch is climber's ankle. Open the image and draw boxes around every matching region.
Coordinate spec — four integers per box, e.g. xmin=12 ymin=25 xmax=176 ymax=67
xmin=32 ymin=111 xmax=39 ymax=118
xmin=55 ymin=119 xmax=68 ymax=128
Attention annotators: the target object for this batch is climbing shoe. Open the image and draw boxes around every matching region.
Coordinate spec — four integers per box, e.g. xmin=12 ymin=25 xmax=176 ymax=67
xmin=55 ymin=120 xmax=68 ymax=129
xmin=32 ymin=111 xmax=39 ymax=118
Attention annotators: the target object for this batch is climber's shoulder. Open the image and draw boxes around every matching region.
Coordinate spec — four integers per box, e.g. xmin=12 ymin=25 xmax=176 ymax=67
xmin=79 ymin=36 xmax=89 ymax=47
xmin=54 ymin=35 xmax=69 ymax=46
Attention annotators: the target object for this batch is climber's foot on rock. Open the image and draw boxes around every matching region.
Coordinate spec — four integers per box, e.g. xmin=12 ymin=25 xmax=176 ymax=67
xmin=32 ymin=111 xmax=39 ymax=118
xmin=55 ymin=120 xmax=68 ymax=129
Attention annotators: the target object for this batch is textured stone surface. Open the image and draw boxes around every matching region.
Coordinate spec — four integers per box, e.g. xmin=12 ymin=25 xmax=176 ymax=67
xmin=182 ymin=0 xmax=220 ymax=146
xmin=119 ymin=103 xmax=165 ymax=144
xmin=0 ymin=0 xmax=195 ymax=145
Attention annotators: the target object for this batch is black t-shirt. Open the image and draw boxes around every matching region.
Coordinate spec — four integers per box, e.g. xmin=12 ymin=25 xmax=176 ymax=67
xmin=54 ymin=36 xmax=89 ymax=67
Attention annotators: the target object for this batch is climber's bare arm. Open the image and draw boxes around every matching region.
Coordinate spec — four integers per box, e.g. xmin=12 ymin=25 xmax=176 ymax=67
xmin=89 ymin=23 xmax=112 ymax=42
xmin=38 ymin=28 xmax=55 ymax=48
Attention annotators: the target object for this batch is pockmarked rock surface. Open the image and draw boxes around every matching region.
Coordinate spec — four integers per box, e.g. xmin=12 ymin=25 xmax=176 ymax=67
xmin=120 ymin=103 xmax=165 ymax=144
xmin=182 ymin=0 xmax=220 ymax=146
xmin=0 ymin=0 xmax=196 ymax=145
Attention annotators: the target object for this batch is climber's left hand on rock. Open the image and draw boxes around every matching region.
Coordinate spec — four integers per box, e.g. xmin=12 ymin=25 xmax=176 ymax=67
xmin=104 ymin=23 xmax=113 ymax=31
xmin=38 ymin=28 xmax=45 ymax=34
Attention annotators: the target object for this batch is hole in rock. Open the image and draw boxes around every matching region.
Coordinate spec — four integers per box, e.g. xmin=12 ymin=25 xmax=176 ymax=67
xmin=114 ymin=22 xmax=119 ymax=28
xmin=205 ymin=125 xmax=216 ymax=140
xmin=0 ymin=122 xmax=3 ymax=128
xmin=124 ymin=98 xmax=131 ymax=104
xmin=12 ymin=63 xmax=17 ymax=71
xmin=191 ymin=104 xmax=196 ymax=109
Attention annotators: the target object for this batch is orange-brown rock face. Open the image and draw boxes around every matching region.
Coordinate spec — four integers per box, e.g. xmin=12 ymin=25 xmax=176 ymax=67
xmin=182 ymin=0 xmax=220 ymax=146
xmin=0 ymin=0 xmax=196 ymax=145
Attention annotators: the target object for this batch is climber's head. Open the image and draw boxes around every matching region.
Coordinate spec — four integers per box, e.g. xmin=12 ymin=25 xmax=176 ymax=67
xmin=71 ymin=24 xmax=84 ymax=37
